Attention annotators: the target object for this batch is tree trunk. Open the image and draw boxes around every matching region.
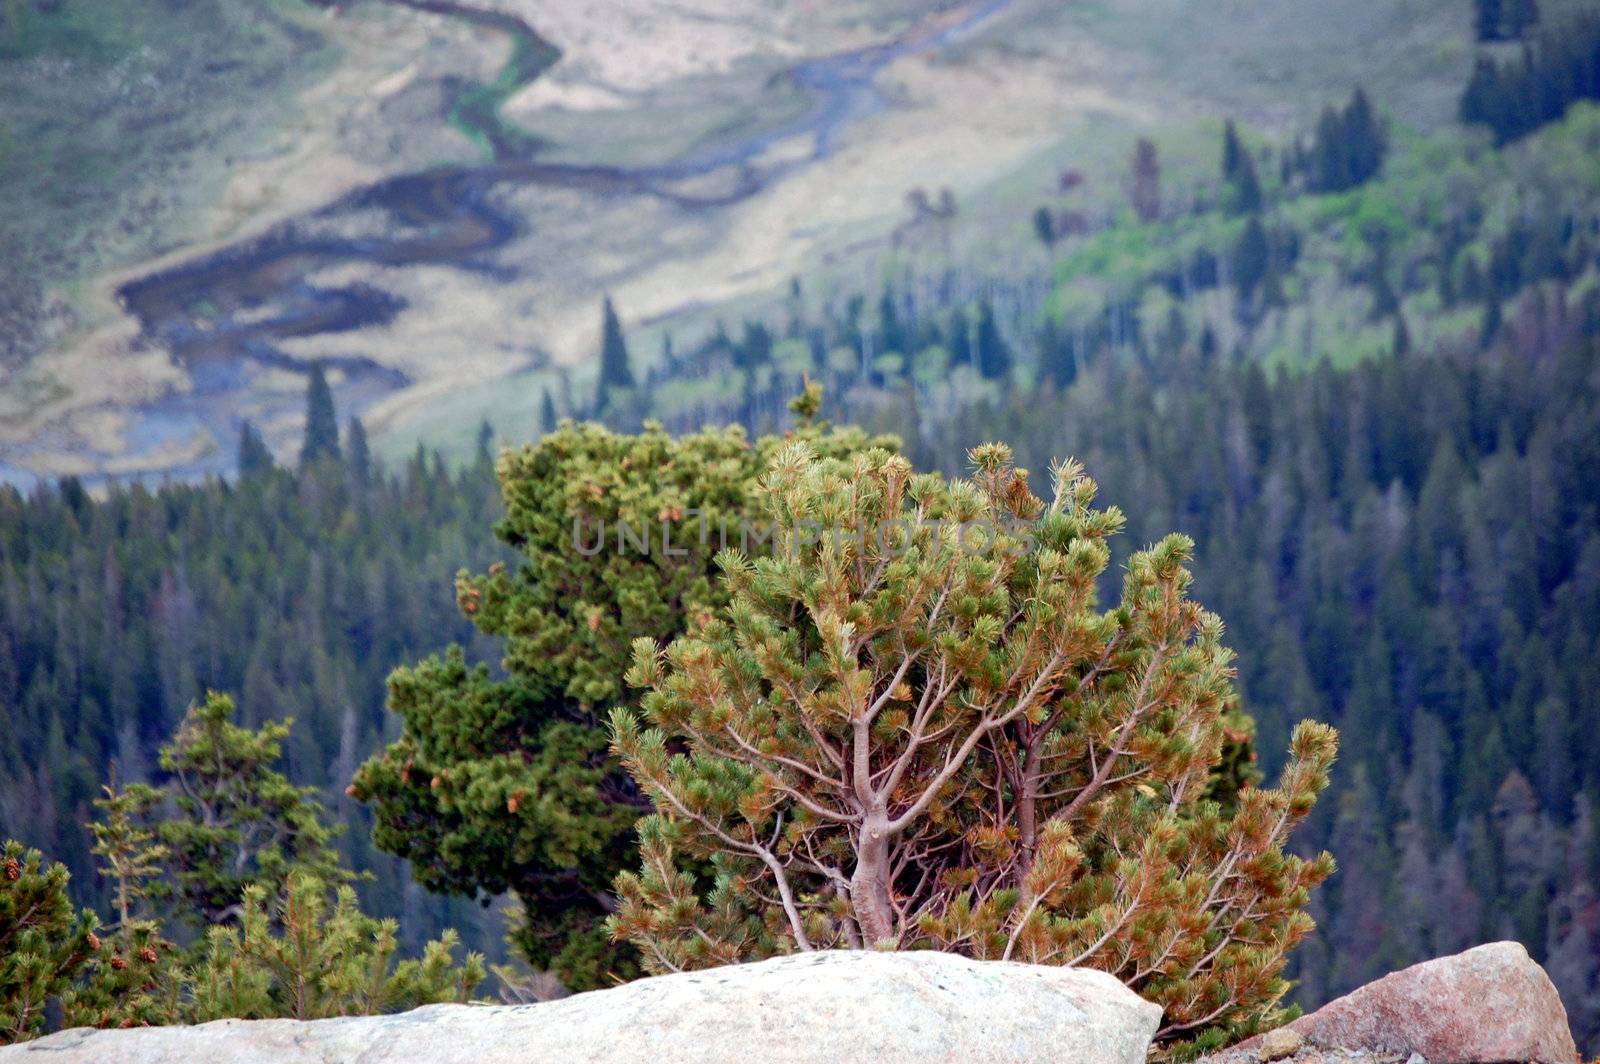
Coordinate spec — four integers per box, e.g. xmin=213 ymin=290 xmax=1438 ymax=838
xmin=850 ymin=822 xmax=896 ymax=945
xmin=1015 ymin=738 xmax=1043 ymax=883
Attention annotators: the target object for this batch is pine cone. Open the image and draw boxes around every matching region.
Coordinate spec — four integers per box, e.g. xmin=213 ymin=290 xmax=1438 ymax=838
xmin=110 ymin=956 xmax=128 ymax=971
xmin=87 ymin=932 xmax=102 ymax=952
xmin=139 ymin=947 xmax=159 ymax=964
xmin=3 ymin=857 xmax=18 ymax=881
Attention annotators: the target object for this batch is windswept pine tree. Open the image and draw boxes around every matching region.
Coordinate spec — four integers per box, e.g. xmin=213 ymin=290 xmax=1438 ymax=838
xmin=611 ymin=443 xmax=1335 ymax=1050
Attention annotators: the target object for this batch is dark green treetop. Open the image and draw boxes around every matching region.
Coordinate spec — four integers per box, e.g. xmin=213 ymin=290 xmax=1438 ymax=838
xmin=299 ymin=365 xmax=341 ymax=468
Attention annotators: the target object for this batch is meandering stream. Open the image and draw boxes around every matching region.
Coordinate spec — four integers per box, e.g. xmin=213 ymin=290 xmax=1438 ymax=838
xmin=18 ymin=0 xmax=1012 ymax=485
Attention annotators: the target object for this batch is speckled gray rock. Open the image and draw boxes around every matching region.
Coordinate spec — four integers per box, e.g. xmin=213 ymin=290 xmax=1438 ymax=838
xmin=0 ymin=951 xmax=1162 ymax=1064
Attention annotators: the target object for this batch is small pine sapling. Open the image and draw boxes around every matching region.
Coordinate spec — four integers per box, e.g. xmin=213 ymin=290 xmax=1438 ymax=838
xmin=190 ymin=872 xmax=486 ymax=1022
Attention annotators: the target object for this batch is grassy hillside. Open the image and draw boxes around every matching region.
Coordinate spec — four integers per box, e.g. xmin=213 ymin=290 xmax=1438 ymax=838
xmin=0 ymin=0 xmax=338 ymax=365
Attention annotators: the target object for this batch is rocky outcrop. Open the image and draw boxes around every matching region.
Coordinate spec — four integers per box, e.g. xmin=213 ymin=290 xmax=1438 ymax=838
xmin=1234 ymin=941 xmax=1578 ymax=1063
xmin=0 ymin=951 xmax=1162 ymax=1064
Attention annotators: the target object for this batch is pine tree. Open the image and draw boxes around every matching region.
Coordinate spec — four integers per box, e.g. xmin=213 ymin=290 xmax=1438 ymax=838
xmin=877 ymin=287 xmax=905 ymax=356
xmin=88 ymin=771 xmax=168 ymax=936
xmin=1343 ymin=89 xmax=1385 ymax=187
xmin=974 ymin=298 xmax=1011 ymax=380
xmin=1232 ymin=151 xmax=1263 ymax=214
xmin=1505 ymin=0 xmax=1538 ymax=39
xmin=1476 ymin=0 xmax=1505 ymax=40
xmin=1481 ymin=294 xmax=1504 ymax=348
xmin=346 ymin=417 xmax=371 ymax=487
xmin=1032 ymin=206 xmax=1056 ymax=250
xmin=610 ymin=444 xmax=1336 ymax=1049
xmin=69 ymin=773 xmax=182 ymax=1029
xmin=1131 ymin=136 xmax=1161 ymax=223
xmin=947 ymin=307 xmax=972 ymax=368
xmin=1223 ymin=119 xmax=1245 ymax=185
xmin=351 ymin=407 xmax=896 ymax=990
xmin=189 ymin=872 xmax=483 ymax=1022
xmin=158 ymin=692 xmax=353 ymax=933
xmin=539 ymin=388 xmax=559 ymax=436
xmin=1222 ymin=120 xmax=1262 ymax=214
xmin=475 ymin=419 xmax=495 ymax=467
xmin=1311 ymin=105 xmax=1350 ymax=192
xmin=595 ymin=296 xmax=634 ymax=415
xmin=0 ymin=841 xmax=100 ymax=1045
xmin=237 ymin=421 xmax=275 ymax=478
xmin=1234 ymin=216 xmax=1271 ymax=304
xmin=1392 ymin=314 xmax=1411 ymax=357
xmin=299 ymin=365 xmax=341 ymax=468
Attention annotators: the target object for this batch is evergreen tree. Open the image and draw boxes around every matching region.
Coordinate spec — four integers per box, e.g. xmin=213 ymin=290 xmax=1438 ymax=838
xmin=1223 ymin=119 xmax=1245 ymax=184
xmin=70 ymin=775 xmax=179 ymax=1031
xmin=1476 ymin=0 xmax=1505 ymax=41
xmin=877 ymin=286 xmax=905 ymax=356
xmin=1481 ymin=294 xmax=1503 ymax=348
xmin=475 ymin=420 xmax=495 ymax=467
xmin=1222 ymin=119 xmax=1263 ymax=213
xmin=1234 ymin=216 xmax=1271 ymax=303
xmin=947 ymin=306 xmax=972 ymax=368
xmin=189 ymin=872 xmax=483 ymax=1022
xmin=1343 ymin=89 xmax=1385 ymax=187
xmin=1506 ymin=0 xmax=1539 ymax=39
xmin=157 ymin=693 xmax=353 ymax=933
xmin=299 ymin=365 xmax=341 ymax=468
xmin=88 ymin=772 xmax=167 ymax=936
xmin=237 ymin=421 xmax=274 ymax=478
xmin=1232 ymin=150 xmax=1263 ymax=214
xmin=1392 ymin=313 xmax=1411 ymax=357
xmin=1312 ymin=105 xmax=1349 ymax=193
xmin=0 ymin=842 xmax=100 ymax=1045
xmin=973 ymin=298 xmax=1011 ymax=380
xmin=539 ymin=388 xmax=559 ymax=436
xmin=594 ymin=296 xmax=634 ymax=415
xmin=1131 ymin=136 xmax=1161 ymax=223
xmin=1032 ymin=205 xmax=1056 ymax=250
xmin=611 ymin=444 xmax=1335 ymax=1049
xmin=346 ymin=417 xmax=371 ymax=487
